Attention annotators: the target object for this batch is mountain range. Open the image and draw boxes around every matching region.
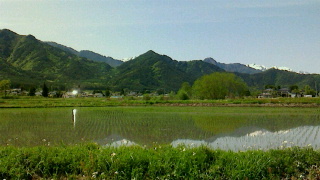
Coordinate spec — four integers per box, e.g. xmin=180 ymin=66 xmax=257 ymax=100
xmin=47 ymin=41 xmax=307 ymax=75
xmin=0 ymin=29 xmax=319 ymax=92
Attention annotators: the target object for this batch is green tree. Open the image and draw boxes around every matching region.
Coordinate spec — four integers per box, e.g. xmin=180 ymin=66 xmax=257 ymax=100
xmin=55 ymin=91 xmax=62 ymax=98
xmin=120 ymin=88 xmax=126 ymax=96
xmin=177 ymin=91 xmax=189 ymax=100
xmin=177 ymin=82 xmax=192 ymax=100
xmin=29 ymin=87 xmax=36 ymax=96
xmin=289 ymin=85 xmax=299 ymax=92
xmin=304 ymin=85 xmax=316 ymax=96
xmin=105 ymin=87 xmax=111 ymax=98
xmin=42 ymin=83 xmax=49 ymax=97
xmin=265 ymin=85 xmax=281 ymax=90
xmin=192 ymin=72 xmax=248 ymax=100
xmin=0 ymin=80 xmax=11 ymax=97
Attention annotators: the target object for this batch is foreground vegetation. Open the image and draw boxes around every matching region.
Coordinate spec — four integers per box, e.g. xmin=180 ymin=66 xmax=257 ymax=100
xmin=0 ymin=144 xmax=320 ymax=179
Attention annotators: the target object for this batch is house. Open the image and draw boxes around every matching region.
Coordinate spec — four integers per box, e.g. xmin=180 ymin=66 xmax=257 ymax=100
xmin=80 ymin=92 xmax=89 ymax=97
xmin=48 ymin=91 xmax=57 ymax=97
xmin=62 ymin=92 xmax=77 ymax=98
xmin=258 ymin=89 xmax=273 ymax=98
xmin=9 ymin=88 xmax=21 ymax=95
xmin=278 ymin=88 xmax=290 ymax=97
xmin=94 ymin=93 xmax=104 ymax=98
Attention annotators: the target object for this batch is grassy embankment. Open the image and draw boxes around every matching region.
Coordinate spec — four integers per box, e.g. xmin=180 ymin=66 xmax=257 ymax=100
xmin=1 ymin=96 xmax=320 ymax=108
xmin=1 ymin=144 xmax=320 ymax=179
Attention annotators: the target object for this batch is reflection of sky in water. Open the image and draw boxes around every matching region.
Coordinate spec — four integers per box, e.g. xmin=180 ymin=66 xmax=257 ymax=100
xmin=171 ymin=126 xmax=320 ymax=151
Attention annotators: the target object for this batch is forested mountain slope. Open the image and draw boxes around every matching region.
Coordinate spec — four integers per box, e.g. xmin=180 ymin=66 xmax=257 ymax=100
xmin=0 ymin=29 xmax=112 ymax=89
xmin=110 ymin=50 xmax=224 ymax=91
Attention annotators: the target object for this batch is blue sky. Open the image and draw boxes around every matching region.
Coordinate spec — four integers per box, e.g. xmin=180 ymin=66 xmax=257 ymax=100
xmin=1 ymin=0 xmax=319 ymax=73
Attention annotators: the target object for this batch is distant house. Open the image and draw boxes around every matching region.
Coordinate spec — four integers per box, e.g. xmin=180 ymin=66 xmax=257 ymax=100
xmin=127 ymin=91 xmax=137 ymax=96
xmin=21 ymin=90 xmax=29 ymax=96
xmin=9 ymin=88 xmax=21 ymax=95
xmin=258 ymin=89 xmax=273 ymax=98
xmin=48 ymin=91 xmax=57 ymax=97
xmin=80 ymin=92 xmax=89 ymax=97
xmin=278 ymin=88 xmax=290 ymax=97
xmin=35 ymin=91 xmax=42 ymax=96
xmin=94 ymin=93 xmax=104 ymax=98
xmin=62 ymin=92 xmax=76 ymax=98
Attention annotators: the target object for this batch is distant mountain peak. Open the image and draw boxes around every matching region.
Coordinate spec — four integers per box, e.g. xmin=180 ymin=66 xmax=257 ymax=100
xmin=0 ymin=29 xmax=18 ymax=35
xmin=203 ymin=57 xmax=218 ymax=65
xmin=146 ymin=50 xmax=157 ymax=54
xmin=204 ymin=58 xmax=262 ymax=74
xmin=142 ymin=50 xmax=160 ymax=56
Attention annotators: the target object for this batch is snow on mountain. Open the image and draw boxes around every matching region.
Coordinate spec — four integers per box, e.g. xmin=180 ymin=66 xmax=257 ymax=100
xmin=271 ymin=66 xmax=293 ymax=72
xmin=247 ymin=63 xmax=310 ymax=74
xmin=122 ymin=56 xmax=137 ymax=62
xmin=247 ymin=64 xmax=268 ymax=71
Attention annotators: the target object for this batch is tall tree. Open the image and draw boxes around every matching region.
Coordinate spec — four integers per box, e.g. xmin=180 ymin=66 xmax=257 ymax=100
xmin=29 ymin=87 xmax=36 ymax=96
xmin=0 ymin=80 xmax=11 ymax=97
xmin=192 ymin=72 xmax=248 ymax=99
xmin=42 ymin=83 xmax=49 ymax=97
xmin=105 ymin=87 xmax=111 ymax=98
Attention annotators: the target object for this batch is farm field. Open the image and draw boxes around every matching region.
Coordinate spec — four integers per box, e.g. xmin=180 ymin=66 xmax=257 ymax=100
xmin=1 ymin=96 xmax=320 ymax=108
xmin=1 ymin=104 xmax=320 ymax=178
xmin=1 ymin=106 xmax=319 ymax=151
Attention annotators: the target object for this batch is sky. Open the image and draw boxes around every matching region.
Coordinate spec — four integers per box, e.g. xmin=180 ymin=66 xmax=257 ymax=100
xmin=0 ymin=0 xmax=319 ymax=73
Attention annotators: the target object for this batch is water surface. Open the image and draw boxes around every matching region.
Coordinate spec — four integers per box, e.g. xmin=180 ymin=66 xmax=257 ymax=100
xmin=0 ymin=107 xmax=319 ymax=151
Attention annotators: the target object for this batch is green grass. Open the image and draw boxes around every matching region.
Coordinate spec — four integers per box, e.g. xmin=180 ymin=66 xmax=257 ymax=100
xmin=0 ymin=144 xmax=320 ymax=179
xmin=1 ymin=96 xmax=320 ymax=108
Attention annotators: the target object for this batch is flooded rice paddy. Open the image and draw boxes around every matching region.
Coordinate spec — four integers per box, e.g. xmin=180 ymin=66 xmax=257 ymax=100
xmin=0 ymin=106 xmax=319 ymax=151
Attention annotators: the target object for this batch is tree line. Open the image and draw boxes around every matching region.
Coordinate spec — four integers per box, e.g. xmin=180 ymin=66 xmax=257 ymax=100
xmin=1 ymin=72 xmax=318 ymax=99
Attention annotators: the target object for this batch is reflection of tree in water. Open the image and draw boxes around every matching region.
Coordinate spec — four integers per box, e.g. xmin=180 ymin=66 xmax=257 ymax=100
xmin=193 ymin=111 xmax=320 ymax=137
xmin=249 ymin=113 xmax=320 ymax=132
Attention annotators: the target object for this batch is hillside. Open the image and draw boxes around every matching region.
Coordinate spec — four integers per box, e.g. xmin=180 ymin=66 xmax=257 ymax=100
xmin=0 ymin=29 xmax=112 ymax=89
xmin=109 ymin=50 xmax=224 ymax=91
xmin=237 ymin=68 xmax=320 ymax=89
xmin=204 ymin=58 xmax=262 ymax=74
xmin=46 ymin=42 xmax=123 ymax=67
